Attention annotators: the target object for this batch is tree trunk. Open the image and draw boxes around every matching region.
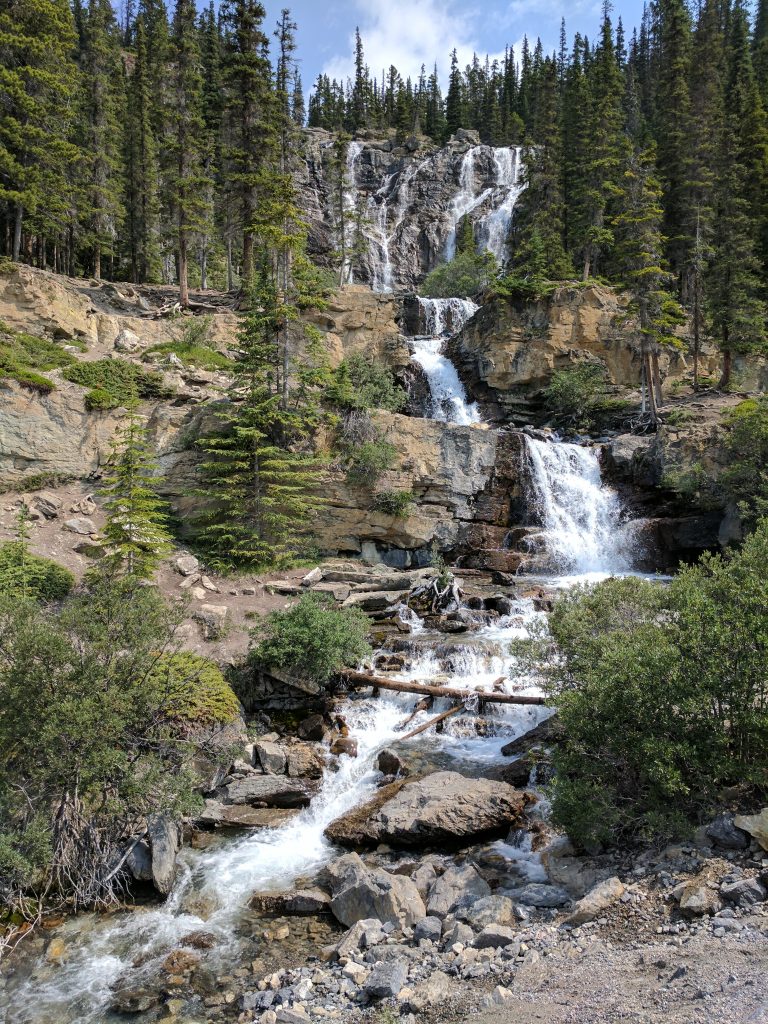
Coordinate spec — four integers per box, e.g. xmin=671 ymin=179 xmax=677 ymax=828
xmin=644 ymin=350 xmax=658 ymax=423
xmin=242 ymin=231 xmax=253 ymax=286
xmin=93 ymin=247 xmax=101 ymax=281
xmin=226 ymin=238 xmax=234 ymax=292
xmin=341 ymin=669 xmax=546 ymax=706
xmin=178 ymin=235 xmax=189 ymax=307
xmin=397 ymin=706 xmax=462 ymax=741
xmin=651 ymin=350 xmax=663 ymax=409
xmin=12 ymin=203 xmax=22 ymax=262
xmin=200 ymin=247 xmax=207 ymax=291
xmin=719 ymin=347 xmax=732 ymax=391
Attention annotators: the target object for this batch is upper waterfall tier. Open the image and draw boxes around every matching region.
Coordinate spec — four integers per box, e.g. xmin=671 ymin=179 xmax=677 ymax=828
xmin=303 ymin=132 xmax=525 ymax=292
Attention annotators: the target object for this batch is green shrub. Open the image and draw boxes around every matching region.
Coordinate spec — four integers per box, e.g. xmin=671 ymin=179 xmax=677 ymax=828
xmin=421 ymin=250 xmax=497 ymax=299
xmin=542 ymin=363 xmax=610 ymax=424
xmin=345 ymin=438 xmax=398 ymax=485
xmin=85 ymin=387 xmax=118 ymax=411
xmin=721 ymin=396 xmax=768 ymax=525
xmin=328 ymin=353 xmax=406 ymax=413
xmin=145 ymin=316 xmax=235 ymax=371
xmin=0 ymin=542 xmax=75 ymax=601
xmin=0 ymin=471 xmax=76 ymax=494
xmin=64 ymin=358 xmax=173 ymax=406
xmin=372 ymin=489 xmax=414 ymax=517
xmin=527 ymin=528 xmax=768 ymax=847
xmin=148 ymin=652 xmax=239 ymax=726
xmin=0 ymin=322 xmax=76 ymax=393
xmin=250 ymin=593 xmax=371 ymax=684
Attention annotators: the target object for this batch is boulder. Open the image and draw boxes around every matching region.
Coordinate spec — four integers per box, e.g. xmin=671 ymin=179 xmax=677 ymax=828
xmin=330 ymin=865 xmax=426 ymax=929
xmin=114 ymin=328 xmax=143 ymax=353
xmin=219 ymin=776 xmax=318 ymax=808
xmin=377 ymin=748 xmax=406 ymax=777
xmin=678 ymin=881 xmax=722 ymax=917
xmin=734 ymin=809 xmax=768 ymax=851
xmin=413 ymin=916 xmax=443 ymax=943
xmin=286 ymin=743 xmax=326 ymax=779
xmin=405 ymin=970 xmax=455 ymax=1012
xmin=174 ymin=553 xmax=200 ymax=576
xmin=330 ymin=736 xmax=358 ymax=758
xmin=364 ymin=959 xmax=408 ymax=1000
xmin=255 ymin=740 xmax=287 ymax=775
xmin=297 ymin=714 xmax=327 ymax=741
xmin=64 ymin=516 xmax=97 ymax=535
xmin=720 ymin=877 xmax=767 ymax=907
xmin=250 ymin=889 xmax=331 ymax=916
xmin=334 ymin=918 xmax=386 ymax=959
xmin=427 ymin=864 xmax=490 ymax=920
xmin=706 ymin=813 xmax=750 ymax=850
xmin=442 ymin=920 xmax=474 ymax=947
xmin=566 ymin=877 xmax=625 ymax=925
xmin=456 ymin=894 xmax=515 ymax=930
xmin=324 ymin=771 xmax=527 ymax=849
xmin=126 ymin=840 xmax=153 ymax=882
xmin=515 ymin=883 xmax=570 ymax=908
xmin=148 ymin=815 xmax=179 ymax=897
xmin=30 ymin=492 xmax=63 ymax=519
xmin=193 ymin=603 xmax=228 ymax=640
xmin=473 ymin=924 xmax=517 ymax=949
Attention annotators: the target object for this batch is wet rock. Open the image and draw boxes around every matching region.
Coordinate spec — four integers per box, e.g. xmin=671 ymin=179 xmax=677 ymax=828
xmin=566 ymin=877 xmax=625 ymax=925
xmin=255 ymin=740 xmax=288 ymax=775
xmin=110 ymin=987 xmax=162 ymax=1014
xmin=515 ymin=883 xmax=570 ymax=908
xmin=500 ymin=716 xmax=561 ymax=757
xmin=473 ymin=923 xmax=517 ymax=949
xmin=376 ymin=748 xmax=406 ymax=776
xmin=720 ymin=877 xmax=767 ymax=907
xmin=161 ymin=949 xmax=200 ymax=974
xmin=734 ymin=808 xmax=768 ymax=851
xmin=220 ymin=776 xmax=318 ymax=808
xmin=297 ymin=714 xmax=327 ymax=742
xmin=250 ymin=889 xmax=332 ymax=916
xmin=148 ymin=815 xmax=178 ymax=897
xmin=427 ymin=864 xmax=490 ymax=920
xmin=330 ymin=736 xmax=358 ymax=758
xmin=364 ymin=959 xmax=408 ymax=1000
xmin=45 ymin=937 xmax=67 ymax=963
xmin=181 ymin=930 xmax=218 ymax=949
xmin=414 ymin=916 xmax=443 ymax=942
xmin=324 ymin=771 xmax=527 ymax=850
xmin=706 ymin=813 xmax=750 ymax=850
xmin=197 ymin=800 xmax=299 ymax=829
xmin=286 ymin=743 xmax=326 ymax=779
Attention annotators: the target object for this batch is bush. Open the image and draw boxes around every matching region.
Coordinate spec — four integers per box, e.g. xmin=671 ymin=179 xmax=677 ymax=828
xmin=0 ymin=541 xmax=75 ymax=601
xmin=148 ymin=652 xmax=239 ymax=726
xmin=64 ymin=358 xmax=173 ymax=406
xmin=328 ymin=353 xmax=406 ymax=413
xmin=542 ymin=363 xmax=610 ymax=425
xmin=345 ymin=438 xmax=398 ymax=485
xmin=721 ymin=396 xmax=768 ymax=525
xmin=250 ymin=593 xmax=371 ymax=684
xmin=421 ymin=250 xmax=497 ymax=299
xmin=529 ymin=527 xmax=768 ymax=847
xmin=0 ymin=322 xmax=77 ymax=393
xmin=372 ymin=489 xmax=414 ymax=517
xmin=85 ymin=387 xmax=118 ymax=411
xmin=145 ymin=316 xmax=235 ymax=371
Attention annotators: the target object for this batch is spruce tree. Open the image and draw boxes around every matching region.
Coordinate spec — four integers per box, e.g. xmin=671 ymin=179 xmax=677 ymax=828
xmin=445 ymin=50 xmax=465 ymax=139
xmin=612 ymin=146 xmax=685 ymax=419
xmin=99 ymin=404 xmax=171 ymax=577
xmin=0 ymin=0 xmax=82 ymax=263
xmin=168 ymin=0 xmax=212 ymax=305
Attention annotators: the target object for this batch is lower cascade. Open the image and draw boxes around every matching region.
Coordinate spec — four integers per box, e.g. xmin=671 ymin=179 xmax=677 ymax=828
xmin=523 ymin=435 xmax=635 ymax=577
xmin=409 ymin=297 xmax=481 ymax=425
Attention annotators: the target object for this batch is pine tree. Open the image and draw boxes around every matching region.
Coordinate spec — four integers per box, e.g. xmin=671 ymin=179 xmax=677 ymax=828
xmin=445 ymin=50 xmax=465 ymax=139
xmin=351 ymin=27 xmax=368 ymax=131
xmin=612 ymin=146 xmax=685 ymax=419
xmin=124 ymin=16 xmax=161 ymax=283
xmin=99 ymin=404 xmax=171 ymax=577
xmin=195 ymin=291 xmax=324 ymax=570
xmin=0 ymin=0 xmax=82 ymax=262
xmin=220 ymin=0 xmax=272 ymax=286
xmin=168 ymin=0 xmax=212 ymax=305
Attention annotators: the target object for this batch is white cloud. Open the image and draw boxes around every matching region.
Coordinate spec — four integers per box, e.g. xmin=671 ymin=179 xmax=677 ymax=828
xmin=322 ymin=0 xmax=504 ymax=86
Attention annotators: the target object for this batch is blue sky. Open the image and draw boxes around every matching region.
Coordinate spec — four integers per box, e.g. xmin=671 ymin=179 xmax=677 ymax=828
xmin=258 ymin=0 xmax=648 ymax=89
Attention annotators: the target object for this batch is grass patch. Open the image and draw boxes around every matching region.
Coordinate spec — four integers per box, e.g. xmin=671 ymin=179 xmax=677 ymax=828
xmin=64 ymin=358 xmax=174 ymax=407
xmin=0 ymin=320 xmax=77 ymax=394
xmin=145 ymin=316 xmax=234 ymax=372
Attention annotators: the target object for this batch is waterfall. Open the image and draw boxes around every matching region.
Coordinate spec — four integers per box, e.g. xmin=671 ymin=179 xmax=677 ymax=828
xmin=524 ymin=436 xmax=634 ymax=577
xmin=411 ymin=297 xmax=481 ymax=425
xmin=444 ymin=148 xmax=494 ymax=261
xmin=477 ymin=147 xmax=524 ymax=266
xmin=341 ymin=141 xmax=364 ymax=284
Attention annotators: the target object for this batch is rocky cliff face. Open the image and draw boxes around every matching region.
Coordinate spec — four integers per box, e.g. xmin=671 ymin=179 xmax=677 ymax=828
xmin=448 ymin=286 xmax=721 ymax=422
xmin=301 ymin=129 xmax=524 ymax=291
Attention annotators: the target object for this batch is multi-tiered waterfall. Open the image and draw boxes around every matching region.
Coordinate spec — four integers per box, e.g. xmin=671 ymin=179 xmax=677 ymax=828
xmin=408 ymin=297 xmax=481 ymax=425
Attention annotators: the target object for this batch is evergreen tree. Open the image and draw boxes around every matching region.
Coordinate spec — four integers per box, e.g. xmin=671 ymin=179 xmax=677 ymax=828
xmin=168 ymin=0 xmax=212 ymax=305
xmin=124 ymin=16 xmax=162 ymax=283
xmin=99 ymin=404 xmax=171 ymax=577
xmin=196 ymin=292 xmax=324 ymax=570
xmin=612 ymin=146 xmax=685 ymax=419
xmin=0 ymin=0 xmax=82 ymax=263
xmin=445 ymin=50 xmax=465 ymax=139
xmin=220 ymin=0 xmax=272 ymax=285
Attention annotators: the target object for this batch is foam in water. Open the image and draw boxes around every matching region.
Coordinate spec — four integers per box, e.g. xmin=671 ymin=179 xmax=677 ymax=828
xmin=411 ymin=297 xmax=481 ymax=425
xmin=477 ymin=148 xmax=525 ymax=266
xmin=524 ymin=435 xmax=634 ymax=576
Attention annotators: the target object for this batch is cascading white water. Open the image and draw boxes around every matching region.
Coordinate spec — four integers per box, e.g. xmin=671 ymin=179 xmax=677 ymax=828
xmin=411 ymin=297 xmax=481 ymax=425
xmin=524 ymin=436 xmax=634 ymax=577
xmin=340 ymin=140 xmax=365 ymax=284
xmin=477 ymin=147 xmax=524 ymax=266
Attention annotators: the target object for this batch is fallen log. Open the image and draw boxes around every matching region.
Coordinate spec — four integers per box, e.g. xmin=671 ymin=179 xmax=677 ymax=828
xmin=396 ymin=705 xmax=462 ymax=741
xmin=341 ymin=669 xmax=546 ymax=706
xmin=399 ymin=695 xmax=435 ymax=728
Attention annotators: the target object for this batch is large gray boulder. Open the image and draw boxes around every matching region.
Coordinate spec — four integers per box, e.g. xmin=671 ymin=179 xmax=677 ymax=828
xmin=326 ymin=852 xmax=426 ymax=929
xmin=364 ymin=959 xmax=408 ymax=1000
xmin=324 ymin=771 xmax=527 ymax=849
xmin=427 ymin=864 xmax=490 ymax=920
